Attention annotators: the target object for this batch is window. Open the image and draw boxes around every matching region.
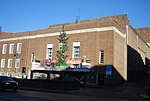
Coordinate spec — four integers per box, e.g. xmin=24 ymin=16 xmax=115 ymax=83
xmin=48 ymin=48 xmax=53 ymax=60
xmin=46 ymin=43 xmax=53 ymax=60
xmin=15 ymin=58 xmax=20 ymax=68
xmin=8 ymin=59 xmax=13 ymax=68
xmin=99 ymin=50 xmax=104 ymax=64
xmin=16 ymin=43 xmax=22 ymax=54
xmin=31 ymin=53 xmax=35 ymax=62
xmin=1 ymin=59 xmax=5 ymax=68
xmin=0 ymin=72 xmax=5 ymax=76
xmin=7 ymin=72 xmax=12 ymax=77
xmin=15 ymin=72 xmax=20 ymax=77
xmin=72 ymin=42 xmax=80 ymax=59
xmin=74 ymin=46 xmax=80 ymax=58
xmin=2 ymin=44 xmax=7 ymax=54
xmin=9 ymin=43 xmax=14 ymax=54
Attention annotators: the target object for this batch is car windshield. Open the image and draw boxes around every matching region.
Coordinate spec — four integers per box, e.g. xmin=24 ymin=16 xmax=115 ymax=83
xmin=0 ymin=76 xmax=13 ymax=81
xmin=63 ymin=76 xmax=78 ymax=81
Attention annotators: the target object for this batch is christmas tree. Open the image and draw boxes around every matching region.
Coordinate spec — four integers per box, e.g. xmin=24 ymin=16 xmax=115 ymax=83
xmin=56 ymin=25 xmax=69 ymax=69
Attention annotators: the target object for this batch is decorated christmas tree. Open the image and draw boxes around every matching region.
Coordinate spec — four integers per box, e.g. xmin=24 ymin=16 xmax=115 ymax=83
xmin=56 ymin=25 xmax=69 ymax=69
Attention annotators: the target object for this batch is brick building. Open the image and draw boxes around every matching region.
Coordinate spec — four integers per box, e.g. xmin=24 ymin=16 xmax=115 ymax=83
xmin=0 ymin=14 xmax=150 ymax=84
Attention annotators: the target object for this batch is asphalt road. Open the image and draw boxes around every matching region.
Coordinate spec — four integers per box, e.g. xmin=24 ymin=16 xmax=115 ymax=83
xmin=0 ymin=89 xmax=106 ymax=101
xmin=0 ymin=88 xmax=147 ymax=101
xmin=0 ymin=76 xmax=150 ymax=101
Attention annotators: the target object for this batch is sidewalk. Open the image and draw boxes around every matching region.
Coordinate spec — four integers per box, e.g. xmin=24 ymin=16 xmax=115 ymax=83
xmin=125 ymin=76 xmax=150 ymax=100
xmin=138 ymin=94 xmax=150 ymax=100
xmin=74 ymin=76 xmax=150 ymax=100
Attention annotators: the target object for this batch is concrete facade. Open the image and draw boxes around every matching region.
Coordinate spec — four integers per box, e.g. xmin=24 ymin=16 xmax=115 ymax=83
xmin=0 ymin=14 xmax=150 ymax=84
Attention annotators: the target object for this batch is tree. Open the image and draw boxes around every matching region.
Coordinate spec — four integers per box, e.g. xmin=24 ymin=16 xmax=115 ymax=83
xmin=56 ymin=25 xmax=69 ymax=69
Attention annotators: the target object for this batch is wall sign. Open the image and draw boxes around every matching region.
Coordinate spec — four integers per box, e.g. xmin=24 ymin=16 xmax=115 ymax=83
xmin=105 ymin=65 xmax=113 ymax=79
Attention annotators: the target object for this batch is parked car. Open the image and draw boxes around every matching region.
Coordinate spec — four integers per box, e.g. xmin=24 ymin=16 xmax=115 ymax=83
xmin=33 ymin=76 xmax=47 ymax=80
xmin=0 ymin=76 xmax=18 ymax=91
xmin=63 ymin=76 xmax=87 ymax=87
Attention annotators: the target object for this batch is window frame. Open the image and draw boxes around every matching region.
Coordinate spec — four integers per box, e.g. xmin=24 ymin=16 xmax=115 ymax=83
xmin=99 ymin=50 xmax=104 ymax=64
xmin=7 ymin=58 xmax=13 ymax=68
xmin=73 ymin=46 xmax=80 ymax=59
xmin=1 ymin=59 xmax=5 ymax=68
xmin=72 ymin=42 xmax=80 ymax=59
xmin=46 ymin=43 xmax=53 ymax=60
xmin=9 ymin=43 xmax=14 ymax=54
xmin=2 ymin=44 xmax=7 ymax=54
xmin=16 ymin=43 xmax=22 ymax=54
xmin=48 ymin=48 xmax=53 ymax=60
xmin=15 ymin=58 xmax=20 ymax=68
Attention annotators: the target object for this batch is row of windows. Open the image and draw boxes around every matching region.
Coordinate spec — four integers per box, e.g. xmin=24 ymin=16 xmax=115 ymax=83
xmin=1 ymin=58 xmax=20 ymax=68
xmin=0 ymin=72 xmax=21 ymax=77
xmin=2 ymin=43 xmax=22 ymax=54
xmin=1 ymin=43 xmax=104 ymax=67
xmin=46 ymin=43 xmax=105 ymax=64
xmin=46 ymin=43 xmax=81 ymax=60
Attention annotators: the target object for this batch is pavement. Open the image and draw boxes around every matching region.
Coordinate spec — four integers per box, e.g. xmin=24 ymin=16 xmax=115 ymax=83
xmin=124 ymin=76 xmax=150 ymax=100
xmin=19 ymin=76 xmax=150 ymax=100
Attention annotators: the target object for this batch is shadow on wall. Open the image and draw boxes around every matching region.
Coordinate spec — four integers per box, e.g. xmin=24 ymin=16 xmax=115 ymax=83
xmin=90 ymin=45 xmax=150 ymax=85
xmin=127 ymin=45 xmax=148 ymax=81
xmin=146 ymin=57 xmax=150 ymax=74
xmin=91 ymin=65 xmax=125 ymax=86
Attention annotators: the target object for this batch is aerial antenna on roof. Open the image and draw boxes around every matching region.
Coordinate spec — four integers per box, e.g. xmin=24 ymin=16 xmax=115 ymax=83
xmin=62 ymin=25 xmax=65 ymax=32
xmin=60 ymin=25 xmax=65 ymax=34
xmin=123 ymin=10 xmax=128 ymax=15
xmin=75 ymin=8 xmax=81 ymax=24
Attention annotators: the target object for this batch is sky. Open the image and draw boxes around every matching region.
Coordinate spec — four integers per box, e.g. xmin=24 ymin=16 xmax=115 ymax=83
xmin=0 ymin=0 xmax=150 ymax=32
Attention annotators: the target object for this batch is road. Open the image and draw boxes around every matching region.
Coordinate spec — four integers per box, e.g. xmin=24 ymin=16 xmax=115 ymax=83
xmin=1 ymin=76 xmax=150 ymax=101
xmin=0 ymin=88 xmax=147 ymax=101
xmin=0 ymin=90 xmax=103 ymax=101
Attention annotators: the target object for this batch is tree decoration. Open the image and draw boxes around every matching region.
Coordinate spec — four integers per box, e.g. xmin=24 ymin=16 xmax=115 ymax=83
xmin=56 ymin=25 xmax=69 ymax=69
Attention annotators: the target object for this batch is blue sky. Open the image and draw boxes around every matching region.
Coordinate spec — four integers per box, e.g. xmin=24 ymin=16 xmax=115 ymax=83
xmin=0 ymin=0 xmax=150 ymax=32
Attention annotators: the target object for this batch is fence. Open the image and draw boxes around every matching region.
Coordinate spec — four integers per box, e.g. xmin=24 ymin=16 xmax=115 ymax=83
xmin=13 ymin=78 xmax=80 ymax=90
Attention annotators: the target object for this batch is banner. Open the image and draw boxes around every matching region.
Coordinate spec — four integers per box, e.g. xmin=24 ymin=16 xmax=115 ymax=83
xmin=66 ymin=58 xmax=81 ymax=65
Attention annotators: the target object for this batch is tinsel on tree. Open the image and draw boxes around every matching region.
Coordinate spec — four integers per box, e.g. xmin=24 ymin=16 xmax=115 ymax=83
xmin=56 ymin=25 xmax=69 ymax=68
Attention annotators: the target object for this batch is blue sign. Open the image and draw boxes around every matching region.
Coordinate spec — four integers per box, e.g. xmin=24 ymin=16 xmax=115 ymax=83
xmin=105 ymin=65 xmax=112 ymax=79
